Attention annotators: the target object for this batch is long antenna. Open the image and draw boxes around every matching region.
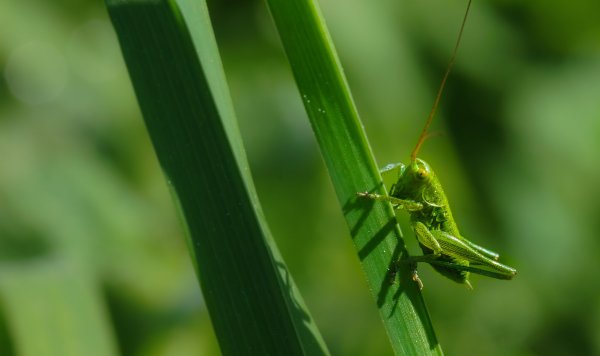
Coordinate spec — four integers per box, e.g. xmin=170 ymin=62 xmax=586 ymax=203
xmin=410 ymin=0 xmax=472 ymax=162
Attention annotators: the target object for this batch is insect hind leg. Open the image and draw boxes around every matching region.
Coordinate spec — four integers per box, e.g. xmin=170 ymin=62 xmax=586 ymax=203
xmin=461 ymin=238 xmax=500 ymax=260
xmin=399 ymin=256 xmax=515 ymax=280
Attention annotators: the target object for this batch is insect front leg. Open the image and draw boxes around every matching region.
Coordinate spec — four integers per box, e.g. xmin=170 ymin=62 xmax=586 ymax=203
xmin=356 ymin=192 xmax=423 ymax=212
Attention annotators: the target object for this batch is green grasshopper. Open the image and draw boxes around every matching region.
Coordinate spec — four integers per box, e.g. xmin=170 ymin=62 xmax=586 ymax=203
xmin=358 ymin=0 xmax=516 ymax=289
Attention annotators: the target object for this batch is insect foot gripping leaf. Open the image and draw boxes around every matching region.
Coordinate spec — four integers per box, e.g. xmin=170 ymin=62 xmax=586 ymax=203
xmin=357 ymin=0 xmax=517 ymax=289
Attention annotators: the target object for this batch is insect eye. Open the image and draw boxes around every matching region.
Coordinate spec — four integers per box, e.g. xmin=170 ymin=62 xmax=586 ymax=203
xmin=416 ymin=169 xmax=428 ymax=180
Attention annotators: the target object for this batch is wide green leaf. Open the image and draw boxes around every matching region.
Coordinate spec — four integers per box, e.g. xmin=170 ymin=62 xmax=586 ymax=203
xmin=106 ymin=0 xmax=328 ymax=354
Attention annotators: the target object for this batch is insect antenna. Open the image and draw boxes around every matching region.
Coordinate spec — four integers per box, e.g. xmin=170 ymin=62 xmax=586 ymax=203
xmin=410 ymin=0 xmax=472 ymax=162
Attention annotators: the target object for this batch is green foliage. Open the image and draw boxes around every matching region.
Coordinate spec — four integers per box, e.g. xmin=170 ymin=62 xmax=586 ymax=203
xmin=2 ymin=0 xmax=600 ymax=355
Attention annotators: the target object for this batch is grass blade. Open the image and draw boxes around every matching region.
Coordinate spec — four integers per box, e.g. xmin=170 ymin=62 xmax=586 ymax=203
xmin=265 ymin=0 xmax=443 ymax=354
xmin=106 ymin=0 xmax=329 ymax=354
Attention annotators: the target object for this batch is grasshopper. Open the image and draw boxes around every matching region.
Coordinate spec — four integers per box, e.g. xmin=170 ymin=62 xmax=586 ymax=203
xmin=358 ymin=0 xmax=516 ymax=289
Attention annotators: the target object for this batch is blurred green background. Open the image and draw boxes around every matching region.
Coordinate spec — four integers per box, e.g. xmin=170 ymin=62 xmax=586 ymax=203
xmin=2 ymin=0 xmax=600 ymax=355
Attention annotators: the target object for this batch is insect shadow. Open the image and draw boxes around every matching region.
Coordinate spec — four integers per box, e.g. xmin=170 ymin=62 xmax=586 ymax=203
xmin=275 ymin=260 xmax=326 ymax=351
xmin=343 ymin=184 xmax=399 ymax=258
xmin=346 ymin=192 xmax=440 ymax=348
xmin=343 ymin=187 xmax=418 ymax=306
